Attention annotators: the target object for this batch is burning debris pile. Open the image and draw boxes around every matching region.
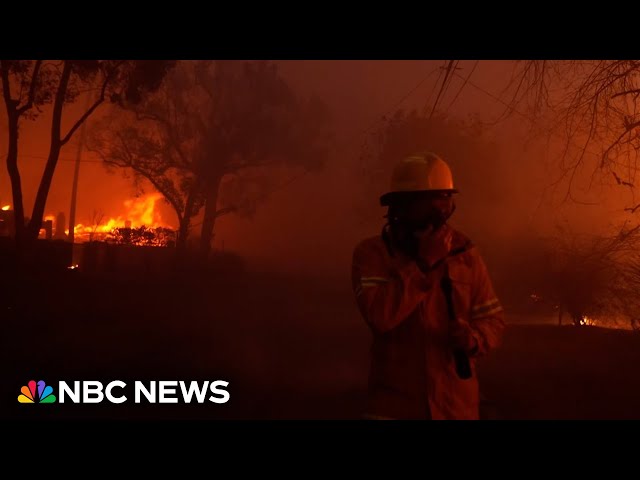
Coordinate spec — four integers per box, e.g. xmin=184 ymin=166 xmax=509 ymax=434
xmin=108 ymin=226 xmax=176 ymax=247
xmin=43 ymin=193 xmax=177 ymax=246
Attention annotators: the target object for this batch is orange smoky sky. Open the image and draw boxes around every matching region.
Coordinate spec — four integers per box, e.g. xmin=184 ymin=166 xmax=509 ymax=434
xmin=0 ymin=60 xmax=635 ymax=278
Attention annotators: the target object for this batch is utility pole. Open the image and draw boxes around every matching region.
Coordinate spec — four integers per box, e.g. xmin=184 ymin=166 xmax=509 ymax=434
xmin=68 ymin=90 xmax=93 ymax=244
xmin=0 ymin=109 xmax=5 ymax=209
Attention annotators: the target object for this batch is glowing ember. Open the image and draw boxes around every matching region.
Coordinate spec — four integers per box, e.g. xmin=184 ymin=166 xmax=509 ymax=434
xmin=1 ymin=205 xmax=9 ymax=211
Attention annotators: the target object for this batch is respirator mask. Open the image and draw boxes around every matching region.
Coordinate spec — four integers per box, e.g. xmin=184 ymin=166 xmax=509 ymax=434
xmin=384 ymin=196 xmax=456 ymax=258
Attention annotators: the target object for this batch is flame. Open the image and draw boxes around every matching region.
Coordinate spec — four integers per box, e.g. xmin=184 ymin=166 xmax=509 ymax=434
xmin=70 ymin=193 xmax=172 ymax=242
xmin=123 ymin=194 xmax=160 ymax=226
xmin=1 ymin=205 xmax=9 ymax=211
xmin=580 ymin=315 xmax=597 ymax=326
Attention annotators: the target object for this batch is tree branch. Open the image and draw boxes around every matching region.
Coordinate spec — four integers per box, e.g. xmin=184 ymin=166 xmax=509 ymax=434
xmin=139 ymin=170 xmax=184 ymax=223
xmin=624 ymin=203 xmax=640 ymax=214
xmin=0 ymin=60 xmax=15 ymax=112
xmin=50 ymin=62 xmax=73 ymax=148
xmin=612 ymin=171 xmax=634 ymax=188
xmin=601 ymin=119 xmax=640 ymax=167
xmin=611 ymin=88 xmax=640 ymax=99
xmin=134 ymin=110 xmax=191 ymax=168
xmin=213 ymin=206 xmax=236 ymax=218
xmin=60 ymin=66 xmax=114 ymax=145
xmin=16 ymin=60 xmax=42 ymax=115
xmin=101 ymin=130 xmax=186 ymax=222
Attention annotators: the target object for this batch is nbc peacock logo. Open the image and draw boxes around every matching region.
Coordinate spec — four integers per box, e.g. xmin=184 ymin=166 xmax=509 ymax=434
xmin=18 ymin=380 xmax=56 ymax=404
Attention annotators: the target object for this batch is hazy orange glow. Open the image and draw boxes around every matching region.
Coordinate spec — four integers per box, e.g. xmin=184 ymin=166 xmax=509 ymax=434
xmin=3 ymin=61 xmax=638 ymax=276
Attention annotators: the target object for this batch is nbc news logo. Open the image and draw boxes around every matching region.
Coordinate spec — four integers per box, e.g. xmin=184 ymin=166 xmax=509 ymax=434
xmin=18 ymin=380 xmax=56 ymax=404
xmin=18 ymin=379 xmax=229 ymax=404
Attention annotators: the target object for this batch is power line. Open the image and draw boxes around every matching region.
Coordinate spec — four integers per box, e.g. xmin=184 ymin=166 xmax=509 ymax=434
xmin=451 ymin=70 xmax=534 ymax=122
xmin=429 ymin=60 xmax=457 ymax=119
xmin=442 ymin=61 xmax=460 ymax=106
xmin=446 ymin=60 xmax=479 ymax=112
xmin=339 ymin=64 xmax=442 ymax=152
xmin=423 ymin=65 xmax=445 ymax=114
xmin=69 ymin=89 xmax=94 ymax=244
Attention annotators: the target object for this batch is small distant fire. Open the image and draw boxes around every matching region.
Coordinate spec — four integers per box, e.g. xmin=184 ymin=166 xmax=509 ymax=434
xmin=580 ymin=315 xmax=597 ymax=326
xmin=1 ymin=205 xmax=9 ymax=211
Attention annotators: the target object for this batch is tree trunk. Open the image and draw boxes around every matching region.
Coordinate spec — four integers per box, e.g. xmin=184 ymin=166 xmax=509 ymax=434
xmin=5 ymin=112 xmax=25 ymax=243
xmin=28 ymin=143 xmax=62 ymax=240
xmin=27 ymin=62 xmax=72 ymax=240
xmin=177 ymin=187 xmax=198 ymax=253
xmin=199 ymin=178 xmax=221 ymax=259
xmin=0 ymin=62 xmax=24 ymax=245
xmin=177 ymin=218 xmax=188 ymax=252
xmin=176 ymin=212 xmax=190 ymax=253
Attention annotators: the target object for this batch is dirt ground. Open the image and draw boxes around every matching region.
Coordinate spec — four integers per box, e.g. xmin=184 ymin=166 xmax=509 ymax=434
xmin=2 ymin=267 xmax=640 ymax=420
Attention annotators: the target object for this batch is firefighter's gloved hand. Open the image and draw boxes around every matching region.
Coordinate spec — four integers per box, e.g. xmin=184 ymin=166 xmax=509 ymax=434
xmin=449 ymin=319 xmax=479 ymax=355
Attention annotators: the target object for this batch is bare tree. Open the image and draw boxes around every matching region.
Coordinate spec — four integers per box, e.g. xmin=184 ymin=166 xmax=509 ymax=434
xmin=524 ymin=222 xmax=640 ymax=329
xmin=503 ymin=61 xmax=640 ymax=205
xmin=89 ymin=109 xmax=203 ymax=251
xmin=89 ymin=209 xmax=104 ymax=242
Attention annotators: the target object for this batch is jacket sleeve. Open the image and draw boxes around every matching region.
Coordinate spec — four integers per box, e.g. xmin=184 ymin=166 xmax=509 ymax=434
xmin=351 ymin=241 xmax=434 ymax=334
xmin=468 ymin=251 xmax=505 ymax=357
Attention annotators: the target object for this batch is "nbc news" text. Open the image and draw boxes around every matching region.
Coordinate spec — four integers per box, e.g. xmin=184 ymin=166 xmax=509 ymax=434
xmin=57 ymin=380 xmax=230 ymax=404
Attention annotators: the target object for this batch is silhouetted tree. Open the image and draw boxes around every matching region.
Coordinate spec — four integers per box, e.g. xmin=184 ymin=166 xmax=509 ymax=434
xmin=88 ymin=79 xmax=204 ymax=252
xmin=505 ymin=61 xmax=640 ymax=206
xmin=0 ymin=60 xmax=174 ymax=249
xmin=90 ymin=60 xmax=332 ymax=256
xmin=89 ymin=209 xmax=104 ymax=242
xmin=518 ymin=222 xmax=640 ymax=329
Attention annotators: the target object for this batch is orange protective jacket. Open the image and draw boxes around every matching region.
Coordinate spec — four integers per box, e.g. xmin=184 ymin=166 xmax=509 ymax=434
xmin=351 ymin=225 xmax=505 ymax=420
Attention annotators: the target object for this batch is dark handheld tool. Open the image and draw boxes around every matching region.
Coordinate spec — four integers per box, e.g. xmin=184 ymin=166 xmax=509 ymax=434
xmin=440 ymin=264 xmax=472 ymax=380
xmin=382 ymin=214 xmax=473 ymax=380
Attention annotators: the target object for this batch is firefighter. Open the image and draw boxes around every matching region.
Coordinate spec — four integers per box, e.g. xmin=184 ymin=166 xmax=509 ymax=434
xmin=351 ymin=152 xmax=505 ymax=420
